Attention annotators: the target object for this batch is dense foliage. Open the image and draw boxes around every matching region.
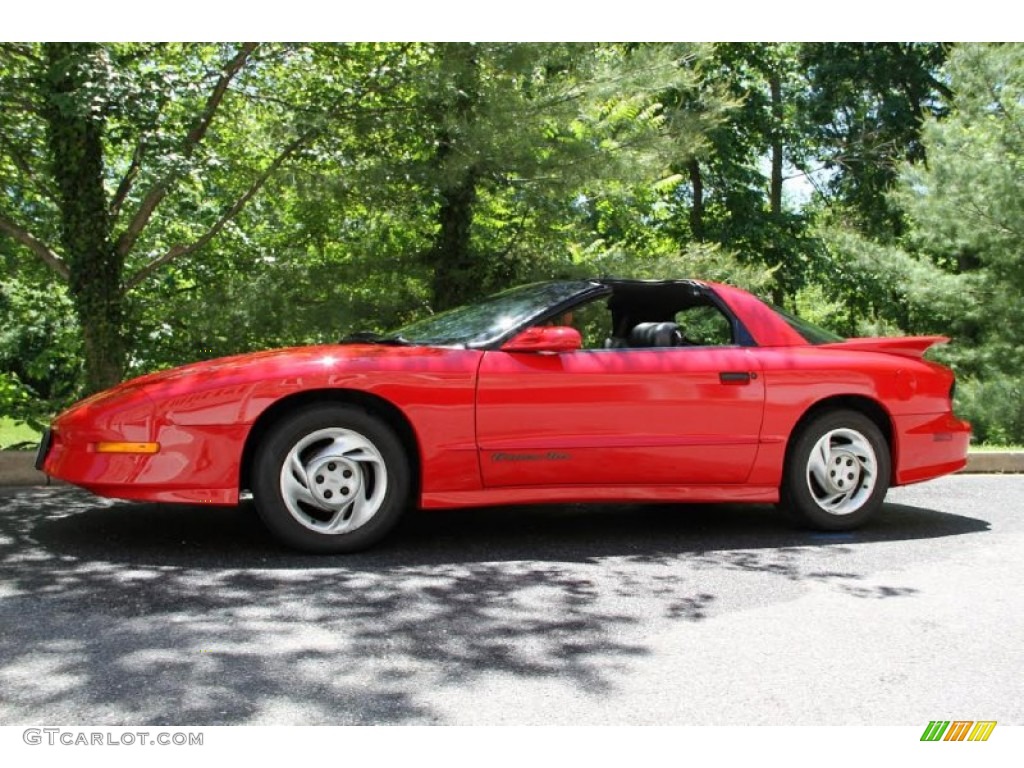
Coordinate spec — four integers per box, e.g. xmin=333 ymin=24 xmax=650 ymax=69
xmin=1 ymin=42 xmax=1021 ymax=442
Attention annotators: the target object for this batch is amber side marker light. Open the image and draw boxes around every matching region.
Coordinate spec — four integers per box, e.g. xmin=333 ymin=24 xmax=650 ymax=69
xmin=94 ymin=442 xmax=160 ymax=454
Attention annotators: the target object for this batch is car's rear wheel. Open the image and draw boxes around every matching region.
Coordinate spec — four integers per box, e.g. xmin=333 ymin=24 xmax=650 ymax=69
xmin=780 ymin=409 xmax=890 ymax=530
xmin=252 ymin=404 xmax=411 ymax=553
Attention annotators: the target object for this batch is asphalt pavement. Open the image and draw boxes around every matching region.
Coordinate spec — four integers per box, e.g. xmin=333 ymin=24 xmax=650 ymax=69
xmin=0 ymin=475 xmax=1021 ymax=725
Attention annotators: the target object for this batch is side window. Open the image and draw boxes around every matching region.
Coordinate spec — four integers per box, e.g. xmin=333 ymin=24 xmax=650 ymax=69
xmin=534 ymin=296 xmax=611 ymax=349
xmin=675 ymin=304 xmax=734 ymax=346
xmin=571 ymin=298 xmax=613 ymax=349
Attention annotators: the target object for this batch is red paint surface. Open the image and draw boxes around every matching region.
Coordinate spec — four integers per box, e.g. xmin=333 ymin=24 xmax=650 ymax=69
xmin=42 ymin=283 xmax=970 ymax=510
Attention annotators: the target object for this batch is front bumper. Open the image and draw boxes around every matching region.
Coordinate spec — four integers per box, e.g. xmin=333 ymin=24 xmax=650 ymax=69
xmin=41 ymin=422 xmax=248 ymax=505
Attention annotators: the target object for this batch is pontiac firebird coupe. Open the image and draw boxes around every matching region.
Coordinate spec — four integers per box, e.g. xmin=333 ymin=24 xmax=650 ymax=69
xmin=37 ymin=279 xmax=970 ymax=553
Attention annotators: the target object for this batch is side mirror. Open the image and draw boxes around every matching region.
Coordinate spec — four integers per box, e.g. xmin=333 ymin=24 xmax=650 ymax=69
xmin=501 ymin=326 xmax=582 ymax=353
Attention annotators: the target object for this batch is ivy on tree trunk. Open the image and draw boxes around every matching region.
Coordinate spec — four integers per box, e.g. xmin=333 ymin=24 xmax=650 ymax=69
xmin=43 ymin=43 xmax=125 ymax=393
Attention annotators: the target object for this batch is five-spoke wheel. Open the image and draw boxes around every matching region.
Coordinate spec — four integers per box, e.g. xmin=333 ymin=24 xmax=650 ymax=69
xmin=253 ymin=405 xmax=410 ymax=553
xmin=804 ymin=427 xmax=878 ymax=515
xmin=280 ymin=427 xmax=389 ymax=534
xmin=781 ymin=409 xmax=890 ymax=530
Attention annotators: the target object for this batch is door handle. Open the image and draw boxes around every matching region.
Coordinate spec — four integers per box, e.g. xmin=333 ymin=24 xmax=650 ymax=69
xmin=719 ymin=371 xmax=754 ymax=384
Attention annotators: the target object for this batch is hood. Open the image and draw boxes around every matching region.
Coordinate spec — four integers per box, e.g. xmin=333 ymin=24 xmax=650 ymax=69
xmin=72 ymin=343 xmax=455 ymax=407
xmin=126 ymin=343 xmax=451 ymax=386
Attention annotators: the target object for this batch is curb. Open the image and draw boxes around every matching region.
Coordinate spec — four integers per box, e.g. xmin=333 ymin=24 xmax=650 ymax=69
xmin=1 ymin=449 xmax=1023 ymax=489
xmin=0 ymin=451 xmax=65 ymax=488
xmin=961 ymin=452 xmax=1024 ymax=474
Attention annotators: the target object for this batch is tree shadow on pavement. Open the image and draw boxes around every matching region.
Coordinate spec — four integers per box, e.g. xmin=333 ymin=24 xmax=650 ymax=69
xmin=11 ymin=488 xmax=990 ymax=569
xmin=0 ymin=487 xmax=990 ymax=725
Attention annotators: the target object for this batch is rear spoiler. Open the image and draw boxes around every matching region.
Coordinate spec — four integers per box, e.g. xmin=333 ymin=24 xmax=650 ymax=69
xmin=818 ymin=336 xmax=949 ymax=359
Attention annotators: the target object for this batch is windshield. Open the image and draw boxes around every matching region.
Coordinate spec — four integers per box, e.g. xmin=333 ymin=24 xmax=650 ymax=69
xmin=392 ymin=281 xmax=597 ymax=346
xmin=773 ymin=306 xmax=845 ymax=344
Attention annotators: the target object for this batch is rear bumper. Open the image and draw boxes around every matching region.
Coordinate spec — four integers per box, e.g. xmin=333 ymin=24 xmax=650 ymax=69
xmin=894 ymin=412 xmax=971 ymax=486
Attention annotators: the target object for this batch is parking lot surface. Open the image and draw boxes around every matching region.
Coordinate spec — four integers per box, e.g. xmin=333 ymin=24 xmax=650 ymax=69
xmin=1 ymin=475 xmax=1021 ymax=725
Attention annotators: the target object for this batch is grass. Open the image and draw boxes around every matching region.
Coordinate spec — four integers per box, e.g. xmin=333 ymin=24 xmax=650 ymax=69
xmin=0 ymin=417 xmax=42 ymax=450
xmin=970 ymin=444 xmax=1024 ymax=452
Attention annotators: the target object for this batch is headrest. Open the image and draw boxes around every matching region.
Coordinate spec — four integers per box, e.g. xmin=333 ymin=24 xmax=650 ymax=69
xmin=628 ymin=322 xmax=683 ymax=347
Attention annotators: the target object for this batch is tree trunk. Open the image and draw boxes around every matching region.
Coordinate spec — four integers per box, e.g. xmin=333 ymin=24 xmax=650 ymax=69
xmin=429 ymin=43 xmax=481 ymax=311
xmin=688 ymin=157 xmax=704 ymax=241
xmin=432 ymin=169 xmax=479 ymax=311
xmin=769 ymin=72 xmax=783 ymax=219
xmin=43 ymin=43 xmax=125 ymax=393
xmin=769 ymin=70 xmax=785 ymax=307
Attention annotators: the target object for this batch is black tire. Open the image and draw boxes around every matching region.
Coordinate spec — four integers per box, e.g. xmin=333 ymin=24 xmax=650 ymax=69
xmin=779 ymin=409 xmax=891 ymax=531
xmin=252 ymin=404 xmax=411 ymax=553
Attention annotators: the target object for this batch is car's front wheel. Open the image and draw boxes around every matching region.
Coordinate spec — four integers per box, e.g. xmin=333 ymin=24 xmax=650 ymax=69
xmin=780 ymin=409 xmax=891 ymax=531
xmin=252 ymin=404 xmax=411 ymax=553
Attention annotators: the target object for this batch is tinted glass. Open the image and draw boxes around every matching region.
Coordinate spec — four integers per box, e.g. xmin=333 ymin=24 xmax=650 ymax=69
xmin=773 ymin=306 xmax=845 ymax=344
xmin=675 ymin=304 xmax=734 ymax=345
xmin=393 ymin=281 xmax=597 ymax=346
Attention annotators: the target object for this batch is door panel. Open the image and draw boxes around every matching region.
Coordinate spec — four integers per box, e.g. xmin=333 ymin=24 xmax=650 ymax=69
xmin=476 ymin=347 xmax=765 ymax=487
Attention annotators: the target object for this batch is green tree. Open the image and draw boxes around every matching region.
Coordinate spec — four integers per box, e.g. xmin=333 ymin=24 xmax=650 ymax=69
xmin=409 ymin=43 xmax=711 ymax=309
xmin=655 ymin=44 xmax=821 ymax=305
xmin=264 ymin=43 xmax=720 ymax=316
xmin=799 ymin=42 xmax=950 ymax=240
xmin=897 ymin=43 xmax=1024 ymax=442
xmin=0 ymin=43 xmax=410 ymax=393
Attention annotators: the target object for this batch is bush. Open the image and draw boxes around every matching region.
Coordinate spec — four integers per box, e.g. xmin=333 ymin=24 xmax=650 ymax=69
xmin=0 ymin=278 xmax=82 ymax=425
xmin=955 ymin=375 xmax=1024 ymax=446
xmin=0 ymin=371 xmax=31 ymax=414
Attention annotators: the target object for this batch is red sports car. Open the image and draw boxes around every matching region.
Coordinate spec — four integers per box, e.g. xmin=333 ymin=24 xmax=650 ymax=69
xmin=37 ymin=279 xmax=971 ymax=553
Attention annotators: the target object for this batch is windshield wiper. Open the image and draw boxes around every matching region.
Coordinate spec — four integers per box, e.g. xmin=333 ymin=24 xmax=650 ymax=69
xmin=339 ymin=331 xmax=412 ymax=345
